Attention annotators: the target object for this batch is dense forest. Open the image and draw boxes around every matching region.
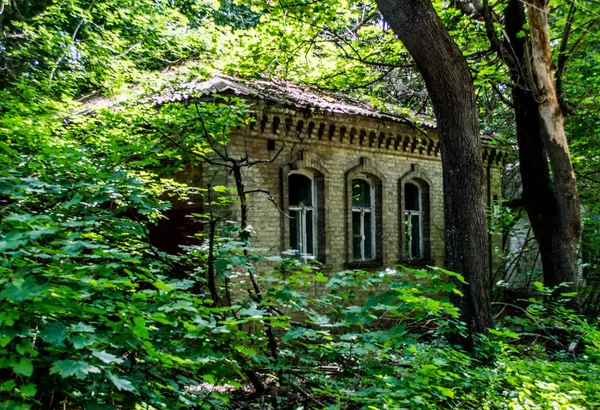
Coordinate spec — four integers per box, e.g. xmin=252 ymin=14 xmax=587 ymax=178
xmin=1 ymin=0 xmax=600 ymax=408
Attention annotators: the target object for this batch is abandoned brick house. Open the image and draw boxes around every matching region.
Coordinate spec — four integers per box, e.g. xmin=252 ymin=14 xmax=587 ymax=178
xmin=157 ymin=75 xmax=507 ymax=273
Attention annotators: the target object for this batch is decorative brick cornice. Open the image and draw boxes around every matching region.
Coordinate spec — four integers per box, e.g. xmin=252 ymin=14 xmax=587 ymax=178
xmin=249 ymin=107 xmax=441 ymax=159
xmin=246 ymin=106 xmax=509 ymax=166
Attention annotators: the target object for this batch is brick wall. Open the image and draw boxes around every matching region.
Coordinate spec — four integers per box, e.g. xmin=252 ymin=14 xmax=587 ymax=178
xmin=206 ymin=99 xmax=505 ymax=273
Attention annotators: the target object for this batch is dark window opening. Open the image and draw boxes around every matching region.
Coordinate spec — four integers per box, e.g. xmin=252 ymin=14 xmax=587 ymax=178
xmin=318 ymin=123 xmax=326 ymax=140
xmin=404 ymin=182 xmax=422 ymax=260
xmin=285 ymin=118 xmax=293 ymax=134
xmin=308 ymin=122 xmax=315 ymax=138
xmin=289 ymin=174 xmax=316 ymax=258
xmin=272 ymin=116 xmax=280 ymax=133
xmin=352 ymin=179 xmax=375 ymax=261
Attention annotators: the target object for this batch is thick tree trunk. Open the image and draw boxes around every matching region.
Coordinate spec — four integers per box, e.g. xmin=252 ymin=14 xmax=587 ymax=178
xmin=376 ymin=0 xmax=492 ymax=346
xmin=503 ymin=0 xmax=580 ymax=302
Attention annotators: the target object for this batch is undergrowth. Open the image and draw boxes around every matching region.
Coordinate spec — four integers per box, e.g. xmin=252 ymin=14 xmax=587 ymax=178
xmin=1 ymin=96 xmax=598 ymax=410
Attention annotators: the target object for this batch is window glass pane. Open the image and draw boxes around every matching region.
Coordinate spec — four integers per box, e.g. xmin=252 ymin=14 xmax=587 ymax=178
xmin=364 ymin=212 xmax=373 ymax=260
xmin=352 ymin=179 xmax=371 ymax=208
xmin=352 ymin=211 xmax=362 ymax=260
xmin=289 ymin=174 xmax=312 ymax=206
xmin=411 ymin=214 xmax=421 ymax=259
xmin=289 ymin=210 xmax=299 ymax=252
xmin=306 ymin=210 xmax=314 ymax=256
xmin=405 ymin=183 xmax=419 ymax=211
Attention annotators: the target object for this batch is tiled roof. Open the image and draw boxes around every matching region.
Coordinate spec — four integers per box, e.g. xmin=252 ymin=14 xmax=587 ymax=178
xmin=147 ymin=74 xmax=500 ymax=143
xmin=150 ymin=75 xmax=438 ymax=129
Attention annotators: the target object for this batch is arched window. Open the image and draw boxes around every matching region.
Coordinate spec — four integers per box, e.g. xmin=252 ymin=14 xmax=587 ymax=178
xmin=404 ymin=182 xmax=422 ymax=259
xmin=288 ymin=173 xmax=317 ymax=257
xmin=352 ymin=179 xmax=376 ymax=261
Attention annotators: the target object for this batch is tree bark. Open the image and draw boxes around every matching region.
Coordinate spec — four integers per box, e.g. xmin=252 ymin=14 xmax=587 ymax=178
xmin=376 ymin=0 xmax=492 ymax=348
xmin=501 ymin=0 xmax=580 ymax=303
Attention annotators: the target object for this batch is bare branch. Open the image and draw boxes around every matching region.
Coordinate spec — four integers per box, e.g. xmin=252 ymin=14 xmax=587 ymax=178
xmin=246 ymin=188 xmax=291 ymax=219
xmin=245 ymin=142 xmax=287 ymax=167
xmin=114 ymin=41 xmax=142 ymax=59
xmin=351 ymin=10 xmax=380 ymax=33
xmin=345 ymin=67 xmax=395 ymax=90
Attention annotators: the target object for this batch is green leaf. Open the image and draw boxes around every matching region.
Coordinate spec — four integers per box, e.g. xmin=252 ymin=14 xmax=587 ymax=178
xmin=214 ymin=258 xmax=229 ymax=273
xmin=106 ymin=372 xmax=135 ymax=392
xmin=0 ymin=310 xmax=19 ymax=326
xmin=132 ymin=317 xmax=149 ymax=339
xmin=70 ymin=323 xmax=95 ymax=333
xmin=50 ymin=360 xmax=101 ymax=379
xmin=0 ymin=380 xmax=16 ymax=392
xmin=13 ymin=358 xmax=34 ymax=377
xmin=229 ymin=255 xmax=247 ymax=265
xmin=238 ymin=305 xmax=265 ymax=318
xmin=69 ymin=334 xmax=96 ymax=349
xmin=435 ymin=386 xmax=455 ymax=398
xmin=489 ymin=328 xmax=519 ymax=339
xmin=62 ymin=193 xmax=83 ymax=209
xmin=20 ymin=383 xmax=37 ymax=397
xmin=3 ymin=277 xmax=43 ymax=302
xmin=92 ymin=350 xmax=123 ymax=365
xmin=40 ymin=322 xmax=67 ymax=345
xmin=314 ymin=272 xmax=328 ymax=282
xmin=282 ymin=327 xmax=306 ymax=342
xmin=4 ymin=402 xmax=31 ymax=410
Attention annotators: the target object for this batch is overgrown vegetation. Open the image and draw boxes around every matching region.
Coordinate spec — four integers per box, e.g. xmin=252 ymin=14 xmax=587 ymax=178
xmin=1 ymin=0 xmax=600 ymax=408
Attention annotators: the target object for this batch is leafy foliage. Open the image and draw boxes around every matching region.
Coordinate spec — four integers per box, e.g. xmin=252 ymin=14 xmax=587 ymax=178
xmin=0 ymin=88 xmax=255 ymax=407
xmin=2 ymin=0 xmax=600 ymax=408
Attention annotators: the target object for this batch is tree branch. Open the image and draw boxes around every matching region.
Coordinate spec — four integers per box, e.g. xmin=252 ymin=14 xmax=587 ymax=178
xmin=556 ymin=15 xmax=600 ymax=115
xmin=245 ymin=142 xmax=287 ymax=167
xmin=245 ymin=188 xmax=291 ymax=218
xmin=490 ymin=82 xmax=514 ymax=108
xmin=193 ymin=102 xmax=231 ymax=163
xmin=143 ymin=119 xmax=230 ymax=168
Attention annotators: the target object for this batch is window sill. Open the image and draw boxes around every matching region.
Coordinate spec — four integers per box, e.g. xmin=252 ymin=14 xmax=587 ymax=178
xmin=344 ymin=260 xmax=383 ymax=270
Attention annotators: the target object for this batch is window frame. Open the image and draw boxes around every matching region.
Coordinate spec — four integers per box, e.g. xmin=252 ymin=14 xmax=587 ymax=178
xmin=344 ymin=165 xmax=383 ymax=268
xmin=404 ymin=182 xmax=423 ymax=260
xmin=351 ymin=178 xmax=376 ymax=261
xmin=288 ymin=171 xmax=318 ymax=258
xmin=399 ymin=174 xmax=431 ymax=264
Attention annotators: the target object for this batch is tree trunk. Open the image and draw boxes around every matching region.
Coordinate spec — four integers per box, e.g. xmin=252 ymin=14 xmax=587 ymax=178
xmin=376 ymin=0 xmax=492 ymax=348
xmin=503 ymin=0 xmax=580 ymax=303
